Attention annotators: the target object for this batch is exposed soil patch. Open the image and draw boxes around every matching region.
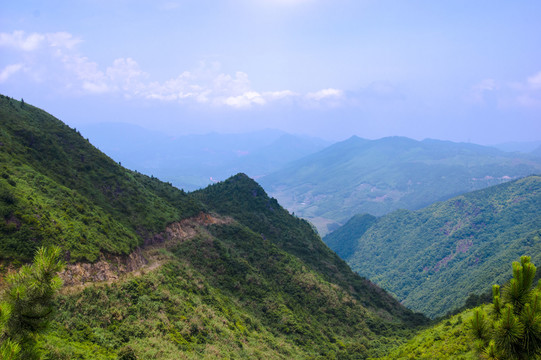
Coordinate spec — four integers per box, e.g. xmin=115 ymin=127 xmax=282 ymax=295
xmin=59 ymin=212 xmax=233 ymax=288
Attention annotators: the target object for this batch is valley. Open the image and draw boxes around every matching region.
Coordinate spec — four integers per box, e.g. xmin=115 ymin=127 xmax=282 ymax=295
xmin=260 ymin=136 xmax=541 ymax=235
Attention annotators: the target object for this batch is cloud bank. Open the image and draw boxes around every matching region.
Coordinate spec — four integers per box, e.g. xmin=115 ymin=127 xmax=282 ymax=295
xmin=0 ymin=30 xmax=343 ymax=109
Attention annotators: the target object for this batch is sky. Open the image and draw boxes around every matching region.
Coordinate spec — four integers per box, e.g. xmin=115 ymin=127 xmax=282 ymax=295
xmin=1 ymin=0 xmax=540 ymax=144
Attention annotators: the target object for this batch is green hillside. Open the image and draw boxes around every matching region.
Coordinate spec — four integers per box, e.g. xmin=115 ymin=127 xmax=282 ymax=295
xmin=191 ymin=174 xmax=425 ymax=326
xmin=261 ymin=136 xmax=541 ymax=235
xmin=376 ymin=307 xmax=480 ymax=359
xmin=0 ymin=95 xmax=426 ymax=358
xmin=324 ymin=175 xmax=541 ymax=318
xmin=0 ymin=95 xmax=202 ymax=262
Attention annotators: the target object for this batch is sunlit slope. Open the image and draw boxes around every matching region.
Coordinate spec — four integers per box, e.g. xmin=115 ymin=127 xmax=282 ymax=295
xmin=191 ymin=173 xmax=427 ymax=326
xmin=43 ymin=215 xmax=423 ymax=359
xmin=325 ymin=175 xmax=541 ymax=318
xmin=0 ymin=94 xmax=202 ymax=261
xmin=261 ymin=135 xmax=541 ymax=234
xmin=376 ymin=307 xmax=481 ymax=359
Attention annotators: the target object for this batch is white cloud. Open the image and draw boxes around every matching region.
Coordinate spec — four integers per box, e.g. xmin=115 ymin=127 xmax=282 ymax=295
xmin=46 ymin=32 xmax=81 ymax=49
xmin=0 ymin=31 xmax=45 ymax=51
xmin=0 ymin=64 xmax=23 ymax=82
xmin=82 ymin=81 xmax=109 ymax=94
xmin=527 ymin=71 xmax=541 ymax=90
xmin=263 ymin=90 xmax=298 ymax=100
xmin=306 ymin=88 xmax=343 ymax=101
xmin=468 ymin=72 xmax=541 ymax=108
xmin=468 ymin=78 xmax=498 ymax=104
xmin=0 ymin=30 xmax=346 ymax=109
xmin=224 ymin=91 xmax=266 ymax=108
xmin=59 ymin=53 xmax=109 ymax=93
xmin=508 ymin=71 xmax=541 ymax=107
xmin=0 ymin=30 xmax=81 ymax=52
xmin=106 ymin=58 xmax=147 ymax=96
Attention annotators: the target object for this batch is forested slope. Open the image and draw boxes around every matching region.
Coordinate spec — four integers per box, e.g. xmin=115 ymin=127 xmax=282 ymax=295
xmin=0 ymin=95 xmax=201 ymax=262
xmin=261 ymin=135 xmax=541 ymax=234
xmin=325 ymin=175 xmax=541 ymax=318
xmin=0 ymin=95 xmax=426 ymax=358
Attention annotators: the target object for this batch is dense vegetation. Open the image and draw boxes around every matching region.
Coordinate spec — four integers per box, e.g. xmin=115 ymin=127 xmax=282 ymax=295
xmin=0 ymin=246 xmax=64 ymax=359
xmin=0 ymin=95 xmax=202 ymax=262
xmin=192 ymin=174 xmax=426 ymax=326
xmin=0 ymin=96 xmax=427 ymax=358
xmin=37 ymin=177 xmax=426 ymax=359
xmin=470 ymin=256 xmax=541 ymax=359
xmin=377 ymin=308 xmax=479 ymax=359
xmin=379 ymin=257 xmax=541 ymax=359
xmin=40 ymin=221 xmax=418 ymax=359
xmin=324 ymin=175 xmax=541 ymax=318
xmin=261 ymin=135 xmax=541 ymax=234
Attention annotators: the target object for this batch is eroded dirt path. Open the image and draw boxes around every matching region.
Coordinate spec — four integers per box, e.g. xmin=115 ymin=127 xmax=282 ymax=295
xmin=59 ymin=212 xmax=233 ymax=291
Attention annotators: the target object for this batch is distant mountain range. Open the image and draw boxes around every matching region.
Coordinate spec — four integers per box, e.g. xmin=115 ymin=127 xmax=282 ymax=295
xmin=79 ymin=123 xmax=330 ymax=191
xmin=260 ymin=135 xmax=541 ymax=234
xmin=323 ymin=175 xmax=541 ymax=318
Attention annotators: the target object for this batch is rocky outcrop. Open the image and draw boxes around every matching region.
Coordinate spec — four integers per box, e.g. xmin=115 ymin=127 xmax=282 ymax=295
xmin=60 ymin=249 xmax=147 ymax=286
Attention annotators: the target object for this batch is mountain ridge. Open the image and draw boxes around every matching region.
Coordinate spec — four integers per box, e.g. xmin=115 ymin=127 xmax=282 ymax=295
xmin=261 ymin=135 xmax=541 ymax=234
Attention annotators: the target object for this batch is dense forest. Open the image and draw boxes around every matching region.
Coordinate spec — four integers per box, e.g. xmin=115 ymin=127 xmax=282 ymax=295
xmin=324 ymin=175 xmax=541 ymax=318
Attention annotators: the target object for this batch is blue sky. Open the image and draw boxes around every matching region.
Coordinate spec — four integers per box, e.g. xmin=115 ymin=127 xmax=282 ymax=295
xmin=1 ymin=0 xmax=540 ymax=144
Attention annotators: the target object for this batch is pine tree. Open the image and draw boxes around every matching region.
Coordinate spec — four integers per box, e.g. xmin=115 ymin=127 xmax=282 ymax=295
xmin=470 ymin=256 xmax=541 ymax=359
xmin=0 ymin=246 xmax=64 ymax=359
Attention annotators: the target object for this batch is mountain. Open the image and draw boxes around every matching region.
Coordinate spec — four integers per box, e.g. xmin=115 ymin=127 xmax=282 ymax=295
xmin=323 ymin=175 xmax=541 ymax=318
xmin=0 ymin=95 xmax=426 ymax=358
xmin=532 ymin=144 xmax=541 ymax=157
xmin=492 ymin=140 xmax=541 ymax=153
xmin=260 ymin=135 xmax=541 ymax=235
xmin=0 ymin=96 xmax=202 ymax=263
xmin=80 ymin=123 xmax=329 ymax=191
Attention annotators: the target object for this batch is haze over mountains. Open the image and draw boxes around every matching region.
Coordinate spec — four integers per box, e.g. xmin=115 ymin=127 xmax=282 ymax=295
xmin=260 ymin=136 xmax=541 ymax=234
xmin=79 ymin=122 xmax=541 ymax=238
xmin=80 ymin=123 xmax=330 ymax=191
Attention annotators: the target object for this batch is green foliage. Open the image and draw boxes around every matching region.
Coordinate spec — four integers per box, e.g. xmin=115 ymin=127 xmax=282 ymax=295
xmin=470 ymin=256 xmax=541 ymax=359
xmin=34 ymin=174 xmax=427 ymax=358
xmin=377 ymin=309 xmax=479 ymax=359
xmin=39 ymin=253 xmax=402 ymax=359
xmin=192 ymin=174 xmax=427 ymax=328
xmin=0 ymin=95 xmax=202 ymax=262
xmin=323 ymin=213 xmax=377 ymax=260
xmin=327 ymin=175 xmax=541 ymax=318
xmin=0 ymin=246 xmax=64 ymax=359
xmin=261 ymin=135 xmax=541 ymax=234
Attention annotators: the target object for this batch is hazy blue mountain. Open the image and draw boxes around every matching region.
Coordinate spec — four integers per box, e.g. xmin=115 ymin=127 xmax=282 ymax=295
xmin=323 ymin=175 xmax=541 ymax=318
xmin=260 ymin=136 xmax=541 ymax=234
xmin=532 ymin=144 xmax=541 ymax=157
xmin=491 ymin=140 xmax=541 ymax=153
xmin=79 ymin=123 xmax=329 ymax=191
